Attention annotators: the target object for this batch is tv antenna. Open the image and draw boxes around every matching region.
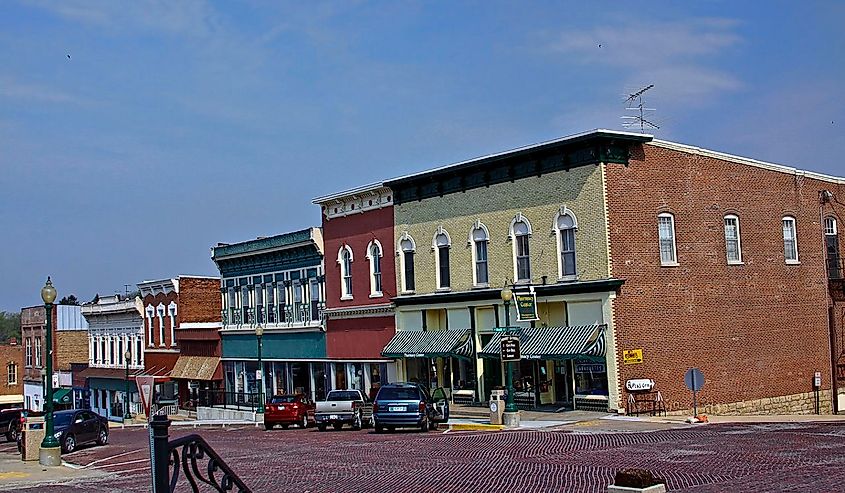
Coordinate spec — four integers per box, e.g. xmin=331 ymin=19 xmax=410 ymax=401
xmin=621 ymin=84 xmax=659 ymax=133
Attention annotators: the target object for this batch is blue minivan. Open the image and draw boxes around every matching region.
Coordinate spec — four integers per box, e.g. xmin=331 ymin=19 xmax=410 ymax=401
xmin=372 ymin=382 xmax=449 ymax=433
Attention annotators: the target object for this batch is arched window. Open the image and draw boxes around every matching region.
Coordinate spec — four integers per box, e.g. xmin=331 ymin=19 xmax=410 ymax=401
xmin=469 ymin=221 xmax=489 ymax=286
xmin=366 ymin=240 xmax=383 ymax=296
xmin=554 ymin=207 xmax=578 ymax=279
xmin=509 ymin=214 xmax=532 ymax=282
xmin=782 ymin=216 xmax=798 ymax=263
xmin=398 ymin=233 xmax=416 ymax=292
xmin=7 ymin=362 xmax=17 ymax=385
xmin=433 ymin=228 xmax=451 ymax=289
xmin=657 ymin=213 xmax=677 ymax=265
xmin=337 ymin=245 xmax=354 ymax=300
xmin=825 ymin=216 xmax=840 ymax=278
xmin=724 ymin=214 xmax=742 ymax=264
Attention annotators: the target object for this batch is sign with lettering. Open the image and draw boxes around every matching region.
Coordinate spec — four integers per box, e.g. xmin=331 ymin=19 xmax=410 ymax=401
xmin=500 ymin=336 xmax=521 ymax=362
xmin=623 ymin=348 xmax=643 ymax=364
xmin=625 ymin=379 xmax=655 ymax=391
xmin=514 ymin=292 xmax=539 ymax=322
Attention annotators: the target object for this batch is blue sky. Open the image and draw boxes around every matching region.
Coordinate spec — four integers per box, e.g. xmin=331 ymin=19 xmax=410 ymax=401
xmin=1 ymin=1 xmax=843 ymax=311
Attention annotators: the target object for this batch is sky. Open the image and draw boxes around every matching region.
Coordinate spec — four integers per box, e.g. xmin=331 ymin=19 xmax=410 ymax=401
xmin=1 ymin=1 xmax=843 ymax=311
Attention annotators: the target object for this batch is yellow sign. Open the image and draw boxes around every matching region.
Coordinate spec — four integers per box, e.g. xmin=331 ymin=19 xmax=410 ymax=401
xmin=623 ymin=348 xmax=643 ymax=364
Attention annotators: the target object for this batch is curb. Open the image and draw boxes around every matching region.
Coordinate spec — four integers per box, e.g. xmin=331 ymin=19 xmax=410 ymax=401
xmin=438 ymin=423 xmax=505 ymax=432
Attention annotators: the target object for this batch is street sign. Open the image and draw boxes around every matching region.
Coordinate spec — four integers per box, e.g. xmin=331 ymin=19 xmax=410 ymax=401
xmin=626 ymin=379 xmax=655 ymax=391
xmin=623 ymin=348 xmax=643 ymax=364
xmin=137 ymin=376 xmax=156 ymax=420
xmin=500 ymin=335 xmax=521 ymax=362
xmin=515 ymin=292 xmax=539 ymax=321
xmin=814 ymin=371 xmax=822 ymax=388
xmin=493 ymin=326 xmax=519 ymax=333
xmin=684 ymin=368 xmax=705 ymax=391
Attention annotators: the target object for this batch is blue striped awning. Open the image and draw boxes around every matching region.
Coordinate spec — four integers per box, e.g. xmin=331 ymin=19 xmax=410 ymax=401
xmin=382 ymin=329 xmax=474 ymax=359
xmin=478 ymin=324 xmax=606 ymax=361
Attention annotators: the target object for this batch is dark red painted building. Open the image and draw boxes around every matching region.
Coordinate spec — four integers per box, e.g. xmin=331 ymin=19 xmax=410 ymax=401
xmin=314 ymin=184 xmax=397 ymax=397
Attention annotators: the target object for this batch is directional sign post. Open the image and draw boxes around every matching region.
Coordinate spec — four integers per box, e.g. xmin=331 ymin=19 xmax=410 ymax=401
xmin=684 ymin=368 xmax=705 ymax=416
xmin=500 ymin=335 xmax=521 ymax=362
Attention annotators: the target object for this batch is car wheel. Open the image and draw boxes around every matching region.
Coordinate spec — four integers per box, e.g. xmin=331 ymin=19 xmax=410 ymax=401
xmin=301 ymin=413 xmax=308 ymax=429
xmin=419 ymin=418 xmax=429 ymax=433
xmin=332 ymin=423 xmax=343 ymax=431
xmin=352 ymin=413 xmax=362 ymax=431
xmin=6 ymin=425 xmax=18 ymax=443
xmin=96 ymin=428 xmax=109 ymax=446
xmin=317 ymin=424 xmax=327 ymax=432
xmin=63 ymin=434 xmax=76 ymax=453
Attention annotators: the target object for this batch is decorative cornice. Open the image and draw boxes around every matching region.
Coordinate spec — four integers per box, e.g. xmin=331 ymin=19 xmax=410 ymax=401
xmin=315 ymin=186 xmax=394 ymax=220
xmin=212 ymin=228 xmax=322 ymax=260
xmin=324 ymin=303 xmax=395 ymax=319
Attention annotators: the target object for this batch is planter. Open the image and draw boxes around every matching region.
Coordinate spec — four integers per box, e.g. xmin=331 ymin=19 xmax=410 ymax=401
xmin=608 ymin=484 xmax=666 ymax=493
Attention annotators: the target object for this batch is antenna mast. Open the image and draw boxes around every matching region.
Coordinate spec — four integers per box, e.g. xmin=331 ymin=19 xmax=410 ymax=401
xmin=621 ymin=84 xmax=659 ymax=133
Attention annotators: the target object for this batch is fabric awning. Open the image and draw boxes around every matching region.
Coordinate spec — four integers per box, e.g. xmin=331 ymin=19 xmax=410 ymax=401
xmin=382 ymin=329 xmax=474 ymax=359
xmin=478 ymin=324 xmax=607 ymax=361
xmin=0 ymin=395 xmax=23 ymax=405
xmin=52 ymin=388 xmax=72 ymax=404
xmin=170 ymin=356 xmax=221 ymax=381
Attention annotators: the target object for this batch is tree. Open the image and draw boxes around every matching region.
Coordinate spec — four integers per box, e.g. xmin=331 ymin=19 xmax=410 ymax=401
xmin=58 ymin=294 xmax=79 ymax=305
xmin=0 ymin=311 xmax=21 ymax=343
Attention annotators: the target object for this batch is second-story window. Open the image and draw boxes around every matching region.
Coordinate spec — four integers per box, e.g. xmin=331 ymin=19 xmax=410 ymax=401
xmin=724 ymin=214 xmax=742 ymax=264
xmin=135 ymin=337 xmax=142 ymax=366
xmin=367 ymin=241 xmax=383 ymax=296
xmin=511 ymin=216 xmax=532 ymax=282
xmin=92 ymin=337 xmax=98 ymax=364
xmin=145 ymin=306 xmax=155 ymax=346
xmin=7 ymin=362 xmax=17 ymax=385
xmin=399 ymin=235 xmax=416 ymax=292
xmin=825 ymin=217 xmax=840 ymax=278
xmin=434 ymin=230 xmax=451 ymax=289
xmin=25 ymin=337 xmax=32 ymax=367
xmin=34 ymin=336 xmax=42 ymax=368
xmin=310 ymin=280 xmax=321 ymax=322
xmin=255 ymin=285 xmax=264 ymax=324
xmin=338 ymin=245 xmax=354 ymax=300
xmin=783 ymin=216 xmax=799 ymax=263
xmin=267 ymin=284 xmax=276 ymax=323
xmin=658 ymin=213 xmax=678 ymax=265
xmin=471 ymin=223 xmax=489 ymax=286
xmin=278 ymin=283 xmax=287 ymax=323
xmin=157 ymin=305 xmax=166 ymax=346
xmin=241 ymin=285 xmax=251 ymax=324
xmin=555 ymin=208 xmax=578 ymax=279
xmin=168 ymin=303 xmax=177 ymax=346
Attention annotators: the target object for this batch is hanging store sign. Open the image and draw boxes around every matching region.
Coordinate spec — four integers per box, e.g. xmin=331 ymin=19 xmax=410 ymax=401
xmin=514 ymin=292 xmax=539 ymax=321
xmin=623 ymin=348 xmax=644 ymax=364
xmin=500 ymin=336 xmax=521 ymax=362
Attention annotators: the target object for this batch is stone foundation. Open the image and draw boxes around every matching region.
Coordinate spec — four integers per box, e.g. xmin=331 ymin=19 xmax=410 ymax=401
xmin=668 ymin=390 xmax=833 ymax=416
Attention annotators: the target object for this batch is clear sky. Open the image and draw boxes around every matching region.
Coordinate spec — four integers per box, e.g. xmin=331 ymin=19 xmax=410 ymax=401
xmin=1 ymin=1 xmax=843 ymax=311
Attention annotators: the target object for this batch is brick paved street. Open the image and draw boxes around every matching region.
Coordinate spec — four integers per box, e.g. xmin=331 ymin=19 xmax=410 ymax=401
xmin=3 ymin=421 xmax=845 ymax=492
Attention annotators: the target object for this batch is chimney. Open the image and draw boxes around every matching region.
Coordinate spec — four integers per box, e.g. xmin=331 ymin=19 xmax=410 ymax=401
xmin=8 ymin=337 xmax=17 ymax=346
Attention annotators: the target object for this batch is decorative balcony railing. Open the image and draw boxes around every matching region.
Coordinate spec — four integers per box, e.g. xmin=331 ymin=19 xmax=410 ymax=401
xmin=222 ymin=303 xmax=326 ymax=329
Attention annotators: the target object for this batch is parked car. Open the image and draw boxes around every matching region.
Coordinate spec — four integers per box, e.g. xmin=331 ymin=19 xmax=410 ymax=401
xmin=264 ymin=394 xmax=315 ymax=430
xmin=52 ymin=410 xmax=109 ymax=453
xmin=314 ymin=389 xmax=373 ymax=431
xmin=372 ymin=383 xmax=449 ymax=433
xmin=0 ymin=408 xmax=22 ymax=442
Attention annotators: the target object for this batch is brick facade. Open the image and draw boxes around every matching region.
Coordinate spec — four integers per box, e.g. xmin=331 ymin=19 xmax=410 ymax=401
xmin=606 ymin=142 xmax=837 ymax=414
xmin=178 ymin=277 xmax=222 ymax=324
xmin=55 ymin=330 xmax=90 ymax=372
xmin=0 ymin=340 xmax=23 ymax=405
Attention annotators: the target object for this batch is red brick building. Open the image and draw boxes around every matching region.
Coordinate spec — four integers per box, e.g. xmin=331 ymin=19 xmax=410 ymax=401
xmin=0 ymin=339 xmax=23 ymax=409
xmin=137 ymin=276 xmax=222 ymax=410
xmin=606 ymin=139 xmax=843 ymax=414
xmin=314 ymin=184 xmax=397 ymax=397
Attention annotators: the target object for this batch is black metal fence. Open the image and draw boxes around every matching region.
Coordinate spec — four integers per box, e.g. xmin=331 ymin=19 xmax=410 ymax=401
xmin=196 ymin=389 xmax=263 ymax=411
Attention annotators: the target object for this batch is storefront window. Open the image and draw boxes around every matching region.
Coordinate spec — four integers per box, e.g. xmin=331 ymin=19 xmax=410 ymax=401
xmin=314 ymin=363 xmax=328 ymax=401
xmin=291 ymin=362 xmax=311 ymax=397
xmin=272 ymin=362 xmax=287 ymax=395
xmin=574 ymin=359 xmax=608 ymax=396
xmin=349 ymin=363 xmax=364 ymax=391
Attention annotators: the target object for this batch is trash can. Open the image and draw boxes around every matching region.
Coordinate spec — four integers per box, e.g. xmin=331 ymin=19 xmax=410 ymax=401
xmin=21 ymin=415 xmax=45 ymax=461
xmin=489 ymin=389 xmax=505 ymax=425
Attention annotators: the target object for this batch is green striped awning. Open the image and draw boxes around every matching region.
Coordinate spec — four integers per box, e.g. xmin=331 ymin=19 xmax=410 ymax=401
xmin=478 ymin=325 xmax=606 ymax=361
xmin=382 ymin=329 xmax=474 ymax=359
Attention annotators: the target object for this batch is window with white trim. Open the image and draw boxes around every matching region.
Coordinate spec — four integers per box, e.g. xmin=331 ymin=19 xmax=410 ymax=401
xmin=7 ymin=362 xmax=17 ymax=385
xmin=510 ymin=216 xmax=532 ymax=282
xmin=470 ymin=223 xmax=489 ymax=286
xmin=724 ymin=214 xmax=742 ymax=263
xmin=399 ymin=234 xmax=416 ymax=292
xmin=434 ymin=230 xmax=451 ymax=289
xmin=366 ymin=240 xmax=383 ymax=296
xmin=658 ymin=213 xmax=677 ymax=265
xmin=825 ymin=217 xmax=837 ymax=236
xmin=25 ymin=337 xmax=32 ymax=367
xmin=555 ymin=207 xmax=577 ymax=279
xmin=146 ymin=306 xmax=155 ymax=346
xmin=338 ymin=245 xmax=354 ymax=300
xmin=782 ymin=216 xmax=798 ymax=263
xmin=168 ymin=302 xmax=177 ymax=346
xmin=241 ymin=285 xmax=251 ymax=324
xmin=156 ymin=304 xmax=166 ymax=346
xmin=34 ymin=336 xmax=42 ymax=368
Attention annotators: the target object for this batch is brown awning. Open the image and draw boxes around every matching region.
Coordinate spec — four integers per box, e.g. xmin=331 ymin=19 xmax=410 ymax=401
xmin=170 ymin=356 xmax=220 ymax=381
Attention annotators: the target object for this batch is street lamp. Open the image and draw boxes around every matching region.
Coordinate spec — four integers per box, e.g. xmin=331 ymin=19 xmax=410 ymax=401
xmin=255 ymin=325 xmax=265 ymax=414
xmin=39 ymin=277 xmax=61 ymax=466
xmin=500 ymin=286 xmax=520 ymax=426
xmin=123 ymin=350 xmax=132 ymax=421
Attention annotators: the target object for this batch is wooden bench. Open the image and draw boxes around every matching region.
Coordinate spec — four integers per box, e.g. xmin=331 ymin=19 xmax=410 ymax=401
xmin=626 ymin=391 xmax=666 ymax=417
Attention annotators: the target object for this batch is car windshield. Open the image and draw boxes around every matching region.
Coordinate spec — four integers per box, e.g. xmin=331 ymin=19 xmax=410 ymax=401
xmin=53 ymin=412 xmax=74 ymax=427
xmin=377 ymin=387 xmax=421 ymax=401
xmin=327 ymin=391 xmax=361 ymax=401
xmin=270 ymin=396 xmax=297 ymax=403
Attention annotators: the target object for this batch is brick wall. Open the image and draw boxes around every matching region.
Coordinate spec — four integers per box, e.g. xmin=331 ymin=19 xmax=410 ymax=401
xmin=393 ymin=164 xmax=610 ymax=294
xmin=606 ymin=142 xmax=837 ymax=413
xmin=179 ymin=277 xmax=222 ymax=323
xmin=0 ymin=342 xmax=23 ymax=399
xmin=55 ymin=330 xmax=89 ymax=371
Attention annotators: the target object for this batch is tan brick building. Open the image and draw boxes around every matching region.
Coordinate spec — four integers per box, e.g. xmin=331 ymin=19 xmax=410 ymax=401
xmin=0 ymin=339 xmax=23 ymax=409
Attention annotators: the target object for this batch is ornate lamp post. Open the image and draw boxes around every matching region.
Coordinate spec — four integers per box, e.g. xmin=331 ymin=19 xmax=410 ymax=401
xmin=123 ymin=350 xmax=132 ymax=421
xmin=500 ymin=286 xmax=520 ymax=427
xmin=39 ymin=277 xmax=61 ymax=466
xmin=255 ymin=325 xmax=265 ymax=414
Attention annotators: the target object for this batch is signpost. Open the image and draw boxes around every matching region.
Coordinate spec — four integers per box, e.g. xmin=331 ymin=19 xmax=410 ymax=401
xmin=500 ymin=335 xmax=521 ymax=362
xmin=136 ymin=375 xmax=156 ymax=492
xmin=514 ymin=292 xmax=538 ymax=321
xmin=684 ymin=368 xmax=705 ymax=416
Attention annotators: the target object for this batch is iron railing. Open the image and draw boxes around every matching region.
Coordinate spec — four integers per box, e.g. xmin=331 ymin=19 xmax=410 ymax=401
xmin=151 ymin=415 xmax=251 ymax=493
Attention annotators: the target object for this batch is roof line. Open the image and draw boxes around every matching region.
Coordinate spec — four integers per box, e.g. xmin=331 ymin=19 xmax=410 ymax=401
xmin=649 ymin=139 xmax=845 ymax=184
xmin=311 ymin=182 xmax=386 ymax=204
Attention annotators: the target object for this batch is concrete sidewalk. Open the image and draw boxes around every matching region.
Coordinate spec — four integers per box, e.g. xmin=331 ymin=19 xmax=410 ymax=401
xmin=640 ymin=413 xmax=845 ymax=424
xmin=0 ymin=455 xmax=110 ymax=491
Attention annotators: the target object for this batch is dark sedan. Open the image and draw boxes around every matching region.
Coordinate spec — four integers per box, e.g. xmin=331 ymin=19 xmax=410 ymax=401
xmin=52 ymin=410 xmax=109 ymax=453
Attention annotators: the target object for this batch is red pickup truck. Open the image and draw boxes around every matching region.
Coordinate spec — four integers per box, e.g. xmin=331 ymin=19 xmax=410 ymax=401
xmin=264 ymin=395 xmax=314 ymax=430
